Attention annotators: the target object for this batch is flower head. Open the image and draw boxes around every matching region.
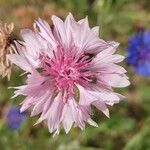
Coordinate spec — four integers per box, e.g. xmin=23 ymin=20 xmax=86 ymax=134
xmin=6 ymin=106 xmax=26 ymax=130
xmin=127 ymin=30 xmax=150 ymax=76
xmin=8 ymin=13 xmax=130 ymax=135
xmin=0 ymin=22 xmax=17 ymax=80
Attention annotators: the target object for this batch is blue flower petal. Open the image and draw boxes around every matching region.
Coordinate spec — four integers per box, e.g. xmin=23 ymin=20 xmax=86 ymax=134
xmin=126 ymin=30 xmax=150 ymax=77
xmin=6 ymin=107 xmax=27 ymax=130
xmin=144 ymin=31 xmax=150 ymax=48
xmin=135 ymin=62 xmax=150 ymax=76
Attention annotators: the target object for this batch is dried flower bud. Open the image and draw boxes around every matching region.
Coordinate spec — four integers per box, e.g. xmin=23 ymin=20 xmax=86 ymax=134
xmin=0 ymin=22 xmax=17 ymax=80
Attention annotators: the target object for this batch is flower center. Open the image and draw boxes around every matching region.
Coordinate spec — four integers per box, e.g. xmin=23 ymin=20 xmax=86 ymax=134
xmin=139 ymin=48 xmax=150 ymax=62
xmin=40 ymin=46 xmax=95 ymax=100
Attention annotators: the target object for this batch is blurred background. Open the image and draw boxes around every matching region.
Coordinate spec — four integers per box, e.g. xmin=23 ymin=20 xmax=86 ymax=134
xmin=1 ymin=0 xmax=150 ymax=149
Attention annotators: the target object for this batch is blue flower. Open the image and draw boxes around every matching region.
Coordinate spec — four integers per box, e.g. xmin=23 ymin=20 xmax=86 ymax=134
xmin=127 ymin=30 xmax=150 ymax=76
xmin=6 ymin=106 xmax=27 ymax=130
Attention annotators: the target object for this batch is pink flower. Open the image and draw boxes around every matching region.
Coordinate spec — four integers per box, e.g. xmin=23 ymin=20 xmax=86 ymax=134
xmin=8 ymin=13 xmax=130 ymax=135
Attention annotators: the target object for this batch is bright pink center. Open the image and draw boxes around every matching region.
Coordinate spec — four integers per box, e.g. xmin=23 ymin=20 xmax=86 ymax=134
xmin=40 ymin=46 xmax=93 ymax=97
